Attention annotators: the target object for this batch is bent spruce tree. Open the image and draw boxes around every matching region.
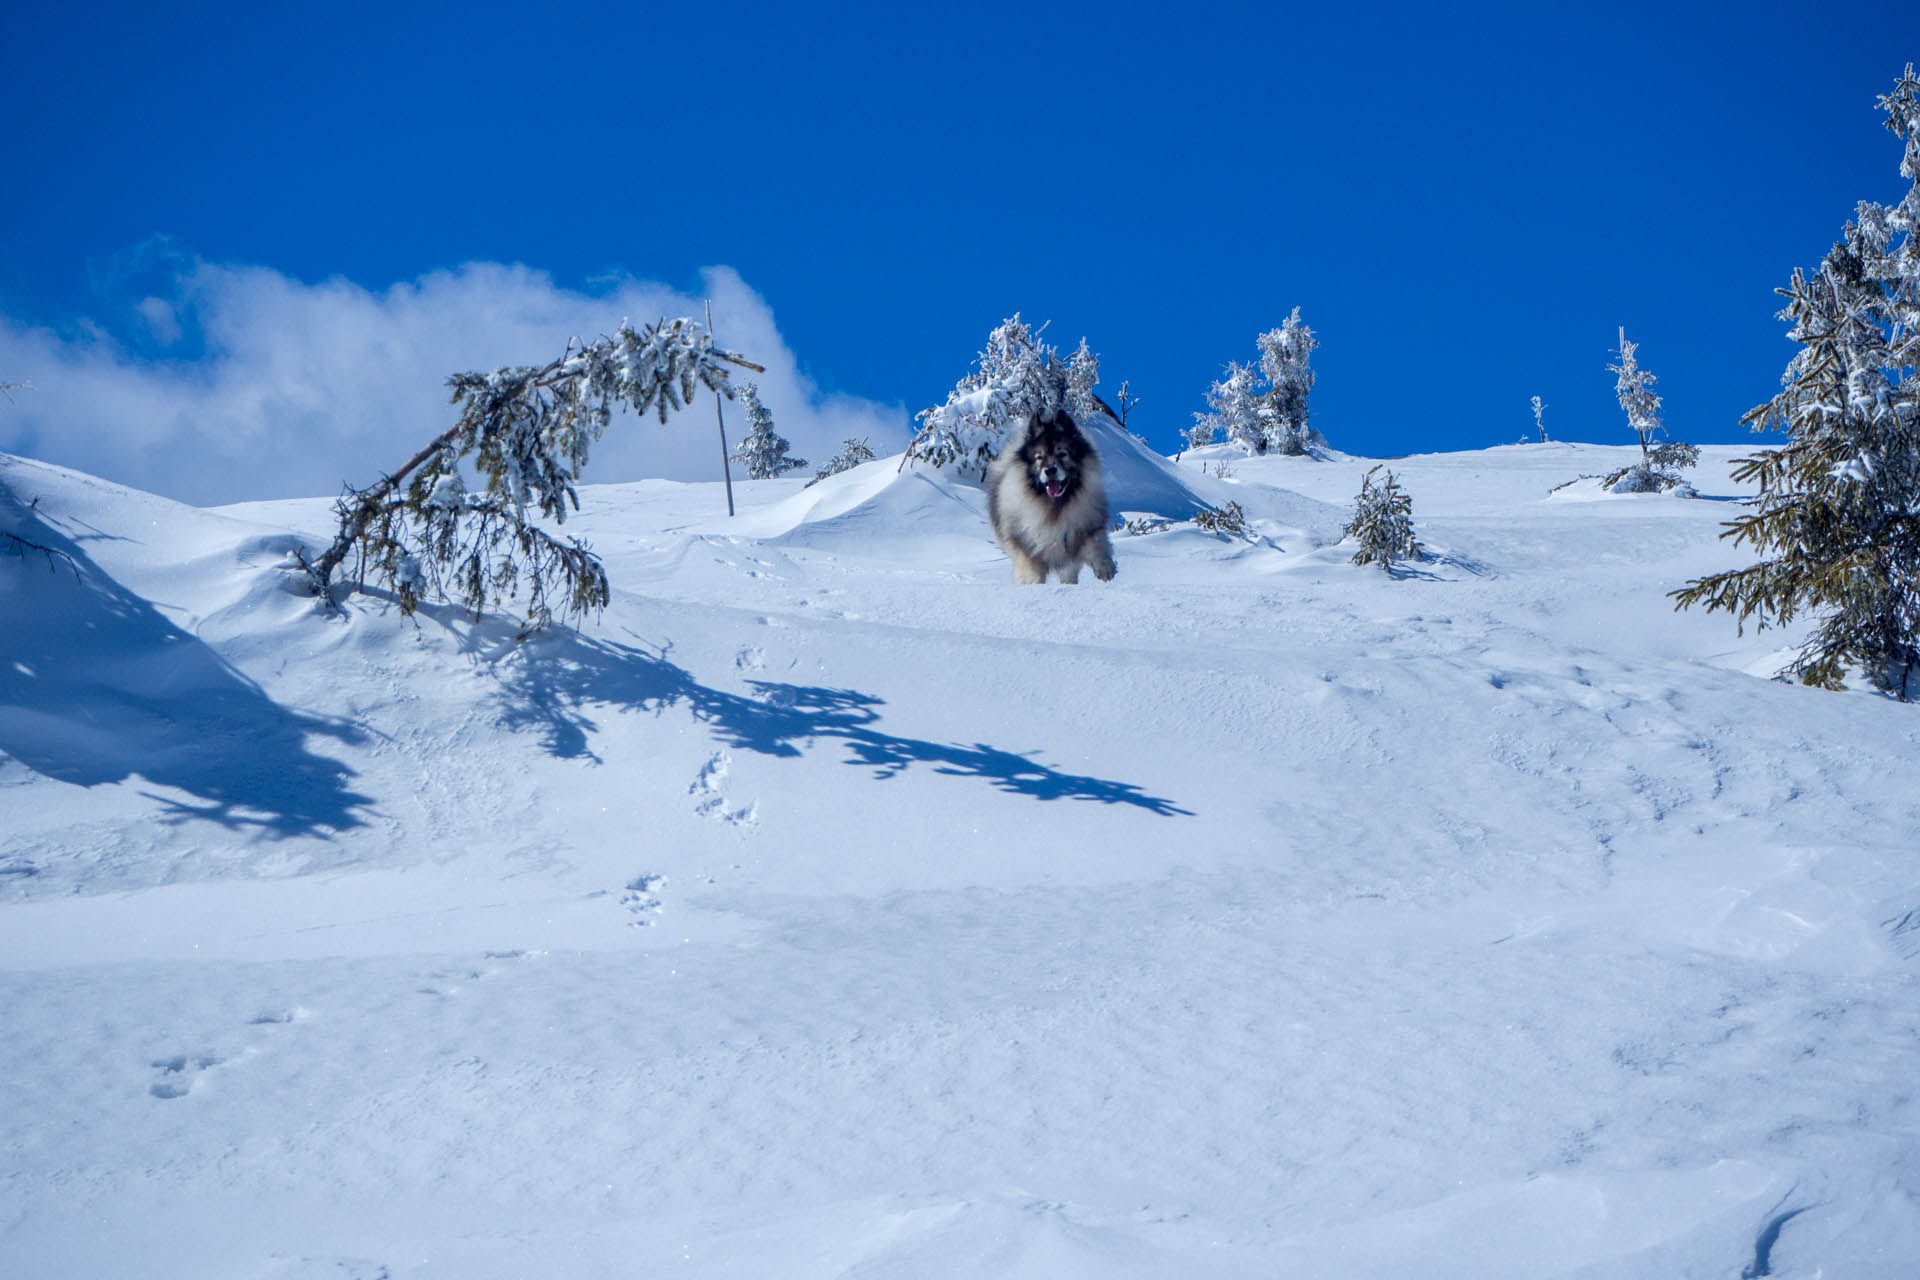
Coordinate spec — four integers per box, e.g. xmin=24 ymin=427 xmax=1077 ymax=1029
xmin=1672 ymin=65 xmax=1920 ymax=697
xmin=303 ymin=317 xmax=760 ymax=634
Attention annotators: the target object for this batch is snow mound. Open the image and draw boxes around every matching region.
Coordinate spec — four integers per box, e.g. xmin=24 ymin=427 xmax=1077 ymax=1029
xmin=1078 ymin=417 xmax=1211 ymax=519
xmin=723 ymin=457 xmax=992 ymax=561
xmin=719 ymin=416 xmax=1344 ymax=561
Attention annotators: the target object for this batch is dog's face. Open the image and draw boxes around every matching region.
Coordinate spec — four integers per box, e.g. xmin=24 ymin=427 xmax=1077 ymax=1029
xmin=1018 ymin=410 xmax=1090 ymax=503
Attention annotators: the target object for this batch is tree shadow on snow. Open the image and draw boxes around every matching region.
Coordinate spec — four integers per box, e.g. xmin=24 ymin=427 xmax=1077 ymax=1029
xmin=0 ymin=491 xmax=373 ymax=836
xmin=489 ymin=631 xmax=1193 ymax=816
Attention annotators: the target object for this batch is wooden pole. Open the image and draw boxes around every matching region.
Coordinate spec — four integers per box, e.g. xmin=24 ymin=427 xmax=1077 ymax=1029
xmin=708 ymin=300 xmax=736 ymax=518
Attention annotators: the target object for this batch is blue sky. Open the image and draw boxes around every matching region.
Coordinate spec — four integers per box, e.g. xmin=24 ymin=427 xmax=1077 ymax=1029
xmin=3 ymin=1 xmax=1917 ymax=500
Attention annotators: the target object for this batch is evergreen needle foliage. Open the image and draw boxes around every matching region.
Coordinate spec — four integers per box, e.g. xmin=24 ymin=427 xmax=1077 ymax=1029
xmin=1344 ymin=466 xmax=1423 ymax=569
xmin=302 ymin=317 xmax=759 ymax=634
xmin=1672 ymin=65 xmax=1920 ymax=698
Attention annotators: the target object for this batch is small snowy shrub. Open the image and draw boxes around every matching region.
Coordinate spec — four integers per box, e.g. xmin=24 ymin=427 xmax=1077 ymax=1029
xmin=1343 ymin=466 xmax=1423 ymax=569
xmin=1192 ymin=501 xmax=1250 ymax=538
xmin=303 ymin=317 xmax=759 ymax=633
xmin=1602 ymin=329 xmax=1696 ymax=493
xmin=1119 ymin=515 xmax=1172 ymax=536
xmin=806 ymin=437 xmax=877 ymax=486
xmin=728 ymin=383 xmax=806 ymax=479
xmin=1673 ymin=64 xmax=1920 ymax=698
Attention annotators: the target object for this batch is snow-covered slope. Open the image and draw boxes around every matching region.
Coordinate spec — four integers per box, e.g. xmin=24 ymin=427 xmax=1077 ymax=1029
xmin=2 ymin=442 xmax=1916 ymax=1278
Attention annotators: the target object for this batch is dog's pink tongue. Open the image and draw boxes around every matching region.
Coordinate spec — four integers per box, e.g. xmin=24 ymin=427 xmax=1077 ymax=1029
xmin=1045 ymin=482 xmax=1065 ymax=499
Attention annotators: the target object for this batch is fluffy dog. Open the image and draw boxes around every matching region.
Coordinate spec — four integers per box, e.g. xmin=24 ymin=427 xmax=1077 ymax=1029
xmin=987 ymin=407 xmax=1117 ymax=584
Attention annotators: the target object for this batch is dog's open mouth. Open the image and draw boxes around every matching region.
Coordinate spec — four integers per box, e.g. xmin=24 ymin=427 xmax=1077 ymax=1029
xmin=1044 ymin=481 xmax=1065 ymax=499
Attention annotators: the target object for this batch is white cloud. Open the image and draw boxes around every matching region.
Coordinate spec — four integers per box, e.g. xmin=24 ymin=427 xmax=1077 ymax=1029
xmin=133 ymin=297 xmax=181 ymax=345
xmin=0 ymin=257 xmax=909 ymax=507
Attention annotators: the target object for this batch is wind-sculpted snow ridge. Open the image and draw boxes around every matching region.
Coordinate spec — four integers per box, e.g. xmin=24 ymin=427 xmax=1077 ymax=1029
xmin=3 ymin=442 xmax=1919 ymax=1278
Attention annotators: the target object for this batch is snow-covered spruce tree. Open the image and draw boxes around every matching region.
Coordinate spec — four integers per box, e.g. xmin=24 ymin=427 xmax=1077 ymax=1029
xmin=1672 ymin=64 xmax=1920 ymax=698
xmin=1343 ymin=465 xmax=1423 ymax=569
xmin=1256 ymin=307 xmax=1318 ymax=455
xmin=1604 ymin=328 xmax=1697 ymax=492
xmin=907 ymin=316 xmax=1114 ymax=480
xmin=806 ymin=437 xmax=877 ymax=487
xmin=1200 ymin=308 xmax=1323 ymax=456
xmin=728 ymin=382 xmax=806 ymax=479
xmin=303 ymin=317 xmax=760 ymax=634
xmin=1201 ymin=361 xmax=1264 ymax=453
xmin=1530 ymin=395 xmax=1551 ymax=443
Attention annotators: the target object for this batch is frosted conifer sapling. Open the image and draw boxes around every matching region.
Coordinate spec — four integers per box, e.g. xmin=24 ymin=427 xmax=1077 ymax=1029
xmin=1603 ymin=329 xmax=1697 ymax=492
xmin=728 ymin=383 xmax=806 ymax=479
xmin=1344 ymin=465 xmax=1423 ymax=570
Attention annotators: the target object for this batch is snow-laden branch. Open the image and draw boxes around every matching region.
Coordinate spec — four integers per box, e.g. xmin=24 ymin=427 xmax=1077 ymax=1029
xmin=303 ymin=317 xmax=761 ymax=633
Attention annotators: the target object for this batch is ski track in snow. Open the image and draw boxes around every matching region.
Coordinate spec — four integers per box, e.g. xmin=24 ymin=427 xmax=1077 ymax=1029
xmin=3 ymin=443 xmax=1919 ymax=1277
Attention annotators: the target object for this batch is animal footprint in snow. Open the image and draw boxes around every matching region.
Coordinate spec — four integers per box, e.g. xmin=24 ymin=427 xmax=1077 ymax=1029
xmin=689 ymin=751 xmax=731 ymax=816
xmin=249 ymin=1007 xmax=309 ymax=1026
xmin=621 ymin=874 xmax=665 ymax=926
xmin=689 ymin=751 xmax=758 ymax=826
xmin=149 ymin=1052 xmax=223 ymax=1099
